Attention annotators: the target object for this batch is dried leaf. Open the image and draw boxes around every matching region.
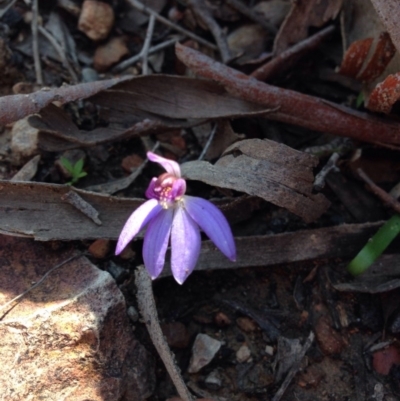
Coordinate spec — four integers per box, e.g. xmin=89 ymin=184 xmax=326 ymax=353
xmin=370 ymin=0 xmax=400 ymax=54
xmin=0 ymin=180 xmax=142 ymax=240
xmin=0 ymin=77 xmax=129 ymax=125
xmin=274 ymin=0 xmax=343 ymax=54
xmin=181 ymin=138 xmax=330 ymax=223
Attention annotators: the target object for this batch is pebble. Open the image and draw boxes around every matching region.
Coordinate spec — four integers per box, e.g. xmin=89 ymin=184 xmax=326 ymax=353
xmin=214 ymin=312 xmax=231 ymax=327
xmin=161 ymin=322 xmax=190 ymax=349
xmin=88 ymin=239 xmax=110 ymax=259
xmin=204 ymin=369 xmax=222 ymax=390
xmin=121 ymin=154 xmax=144 ymax=173
xmin=188 ymin=334 xmax=222 ymax=373
xmin=10 ymin=117 xmax=39 ymax=165
xmin=78 ymin=0 xmax=115 ymax=41
xmin=314 ymin=315 xmax=344 ymax=355
xmin=236 ymin=344 xmax=251 ymax=363
xmin=107 ymin=261 xmax=129 ymax=283
xmin=373 ymin=345 xmax=400 ymax=375
xmin=236 ymin=316 xmax=258 ymax=332
xmin=127 ymin=306 xmax=139 ymax=323
xmin=265 ymin=345 xmax=274 ymax=356
xmin=93 ymin=36 xmax=129 ymax=72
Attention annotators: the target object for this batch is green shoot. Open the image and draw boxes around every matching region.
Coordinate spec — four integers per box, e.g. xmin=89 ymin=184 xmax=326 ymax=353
xmin=356 ymin=92 xmax=364 ymax=109
xmin=347 ymin=214 xmax=400 ymax=276
xmin=60 ymin=157 xmax=87 ymax=185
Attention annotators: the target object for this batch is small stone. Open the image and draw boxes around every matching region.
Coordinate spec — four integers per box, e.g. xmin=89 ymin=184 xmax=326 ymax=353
xmin=81 ymin=67 xmax=99 ymax=82
xmin=265 ymin=345 xmax=274 ymax=356
xmin=88 ymin=239 xmax=110 ymax=259
xmin=236 ymin=344 xmax=251 ymax=363
xmin=214 ymin=312 xmax=231 ymax=327
xmin=127 ymin=306 xmax=139 ymax=323
xmin=297 ymin=364 xmax=326 ymax=388
xmin=236 ymin=316 xmax=258 ymax=332
xmin=204 ymin=369 xmax=222 ymax=390
xmin=161 ymin=322 xmax=190 ymax=349
xmin=93 ymin=36 xmax=129 ymax=72
xmin=121 ymin=154 xmax=144 ymax=173
xmin=78 ymin=0 xmax=115 ymax=41
xmin=118 ymin=245 xmax=136 ymax=260
xmin=11 ymin=117 xmax=39 ymax=165
xmin=315 ymin=315 xmax=344 ymax=355
xmin=373 ymin=345 xmax=400 ymax=375
xmin=107 ymin=261 xmax=129 ymax=283
xmin=188 ymin=334 xmax=222 ymax=373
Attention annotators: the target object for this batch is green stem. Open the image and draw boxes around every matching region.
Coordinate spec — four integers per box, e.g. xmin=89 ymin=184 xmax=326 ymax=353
xmin=347 ymin=214 xmax=400 ymax=276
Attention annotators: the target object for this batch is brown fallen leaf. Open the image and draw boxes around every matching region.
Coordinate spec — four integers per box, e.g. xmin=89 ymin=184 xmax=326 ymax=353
xmin=29 ymin=75 xmax=271 ymax=151
xmin=182 ymin=138 xmax=330 ymax=223
xmin=367 ymin=72 xmax=400 ymax=113
xmin=0 ymin=76 xmax=129 ymax=125
xmin=273 ymin=0 xmax=343 ymax=54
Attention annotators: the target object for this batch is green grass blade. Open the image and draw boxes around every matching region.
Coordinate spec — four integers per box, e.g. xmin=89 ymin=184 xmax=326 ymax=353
xmin=347 ymin=214 xmax=400 ymax=276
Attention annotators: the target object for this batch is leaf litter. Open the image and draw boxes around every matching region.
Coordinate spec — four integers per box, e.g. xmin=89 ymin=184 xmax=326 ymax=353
xmin=2 ymin=1 xmax=400 ymax=400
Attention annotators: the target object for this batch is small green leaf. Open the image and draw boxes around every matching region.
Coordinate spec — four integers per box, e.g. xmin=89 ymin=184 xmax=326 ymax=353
xmin=347 ymin=214 xmax=400 ymax=276
xmin=60 ymin=157 xmax=74 ymax=174
xmin=77 ymin=171 xmax=87 ymax=178
xmin=73 ymin=158 xmax=84 ymax=174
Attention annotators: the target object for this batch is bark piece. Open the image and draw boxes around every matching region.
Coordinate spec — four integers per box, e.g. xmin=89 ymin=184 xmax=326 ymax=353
xmin=0 ymin=236 xmax=154 ymax=401
xmin=182 ymin=138 xmax=330 ymax=223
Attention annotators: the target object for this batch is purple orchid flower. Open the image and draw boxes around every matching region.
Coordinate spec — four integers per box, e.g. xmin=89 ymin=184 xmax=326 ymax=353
xmin=116 ymin=151 xmax=236 ymax=284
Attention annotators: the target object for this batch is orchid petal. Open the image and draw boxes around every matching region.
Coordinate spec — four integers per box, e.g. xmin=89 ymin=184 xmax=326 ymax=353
xmin=145 ymin=177 xmax=158 ymax=199
xmin=171 ymin=207 xmax=201 ymax=284
xmin=143 ymin=208 xmax=174 ymax=279
xmin=171 ymin=178 xmax=186 ymax=199
xmin=147 ymin=151 xmax=181 ymax=177
xmin=184 ymin=196 xmax=236 ymax=261
xmin=116 ymin=199 xmax=162 ymax=255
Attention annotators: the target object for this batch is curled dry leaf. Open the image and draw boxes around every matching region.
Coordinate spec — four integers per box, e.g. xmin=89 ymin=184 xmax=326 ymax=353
xmin=30 ymin=75 xmax=271 ymax=151
xmin=0 ymin=77 xmax=129 ymax=125
xmin=367 ymin=72 xmax=400 ymax=113
xmin=338 ymin=32 xmax=396 ymax=83
xmin=274 ymin=0 xmax=343 ymax=54
xmin=181 ymin=138 xmax=330 ymax=223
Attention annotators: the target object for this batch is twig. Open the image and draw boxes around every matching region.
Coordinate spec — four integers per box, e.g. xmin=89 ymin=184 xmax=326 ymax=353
xmin=113 ymin=36 xmax=181 ymax=73
xmin=31 ymin=0 xmax=43 ymax=84
xmin=38 ymin=25 xmax=79 ymax=83
xmin=187 ymin=0 xmax=231 ymax=63
xmin=358 ymin=168 xmax=400 ymax=214
xmin=0 ymin=0 xmax=17 ymax=19
xmin=313 ymin=152 xmax=339 ymax=191
xmin=141 ymin=14 xmax=156 ymax=75
xmin=135 ymin=265 xmax=194 ymax=401
xmin=61 ymin=191 xmax=102 ymax=225
xmin=125 ymin=0 xmax=217 ymax=50
xmin=251 ymin=25 xmax=335 ymax=81
xmin=272 ymin=332 xmax=315 ymax=401
xmin=0 ymin=254 xmax=82 ymax=316
xmin=225 ymin=0 xmax=277 ymax=33
xmin=175 ymin=43 xmax=400 ymax=146
xmin=198 ymin=122 xmax=217 ymax=160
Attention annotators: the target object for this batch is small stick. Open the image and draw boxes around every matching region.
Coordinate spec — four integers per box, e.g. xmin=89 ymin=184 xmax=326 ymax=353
xmin=251 ymin=25 xmax=335 ymax=81
xmin=187 ymin=0 xmax=231 ymax=63
xmin=141 ymin=14 xmax=156 ymax=75
xmin=135 ymin=266 xmax=194 ymax=401
xmin=0 ymin=254 xmax=82 ymax=315
xmin=125 ymin=0 xmax=217 ymax=50
xmin=198 ymin=123 xmax=217 ymax=160
xmin=62 ymin=191 xmax=102 ymax=225
xmin=313 ymin=152 xmax=339 ymax=191
xmin=31 ymin=0 xmax=43 ymax=84
xmin=38 ymin=25 xmax=79 ymax=83
xmin=358 ymin=168 xmax=400 ymax=214
xmin=113 ymin=36 xmax=181 ymax=73
xmin=272 ymin=332 xmax=315 ymax=401
xmin=225 ymin=0 xmax=277 ymax=33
